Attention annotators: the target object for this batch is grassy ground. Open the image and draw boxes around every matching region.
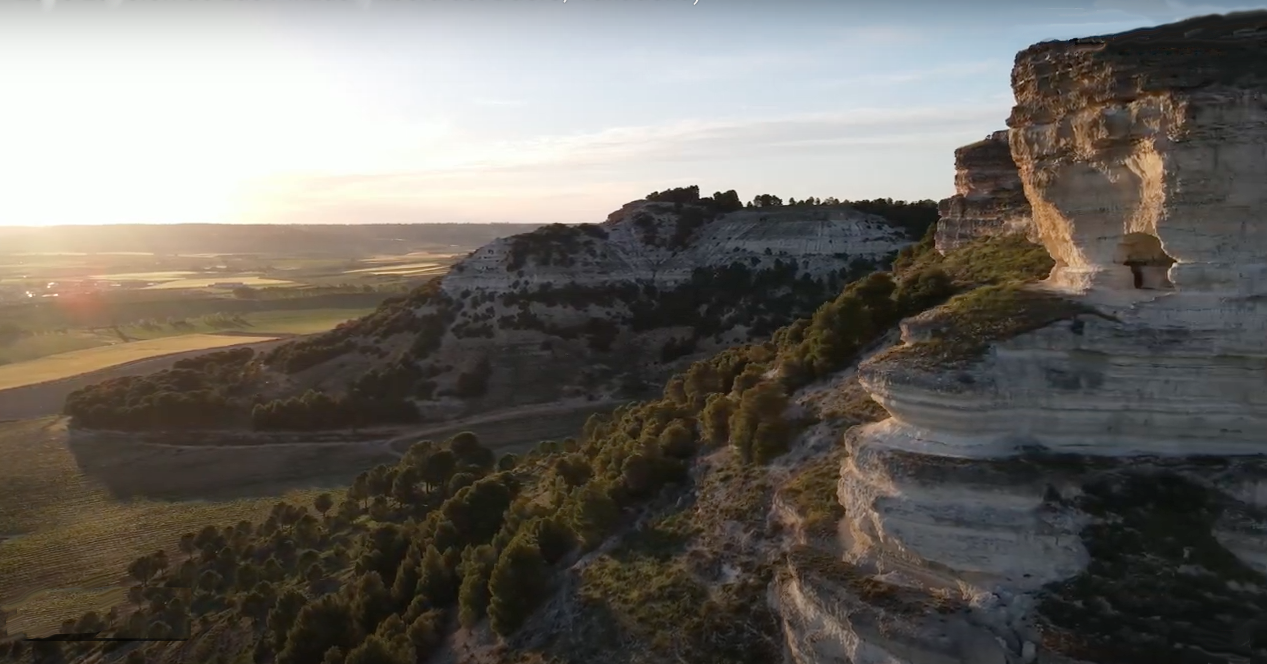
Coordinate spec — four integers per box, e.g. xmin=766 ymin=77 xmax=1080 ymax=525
xmin=0 ymin=334 xmax=279 ymax=391
xmin=780 ymin=452 xmax=847 ymax=538
xmin=0 ymin=418 xmax=357 ymax=638
xmin=0 ymin=308 xmax=376 ymax=366
xmin=870 ymin=284 xmax=1110 ymax=369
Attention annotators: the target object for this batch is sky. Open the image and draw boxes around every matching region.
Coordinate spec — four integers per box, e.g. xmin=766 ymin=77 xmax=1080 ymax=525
xmin=1 ymin=0 xmax=1264 ymax=226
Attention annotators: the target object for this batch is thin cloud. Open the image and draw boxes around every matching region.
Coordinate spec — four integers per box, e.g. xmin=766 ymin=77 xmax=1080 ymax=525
xmin=640 ymin=49 xmax=823 ymax=84
xmin=818 ymin=60 xmax=1011 ymax=89
xmin=270 ymin=102 xmax=1008 ymax=195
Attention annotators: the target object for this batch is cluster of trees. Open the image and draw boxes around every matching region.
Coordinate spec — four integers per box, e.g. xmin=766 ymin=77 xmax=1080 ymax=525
xmin=630 ymin=257 xmax=877 ymax=345
xmin=636 ymin=186 xmax=745 ymax=249
xmin=351 ymin=359 xmax=436 ymax=403
xmin=48 ymin=429 xmax=622 ymax=664
xmin=774 ymin=262 xmax=955 ymax=387
xmin=64 ymin=348 xmax=257 ymax=430
xmin=266 ymin=338 xmax=357 ymax=375
xmin=251 ymin=390 xmax=420 ymax=431
xmin=846 ymin=198 xmax=939 ymax=240
xmin=644 ymin=185 xmax=743 ymax=214
xmin=506 ymin=223 xmax=608 ymax=271
xmin=641 ymin=188 xmax=938 ymax=246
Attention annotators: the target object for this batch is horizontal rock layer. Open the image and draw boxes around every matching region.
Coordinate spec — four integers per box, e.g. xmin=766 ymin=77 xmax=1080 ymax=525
xmin=1008 ymin=11 xmax=1267 ymax=295
xmin=935 ymin=131 xmax=1034 ymax=254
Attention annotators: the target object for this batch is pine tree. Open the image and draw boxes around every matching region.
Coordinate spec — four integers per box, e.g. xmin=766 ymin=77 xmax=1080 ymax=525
xmin=487 ymin=534 xmax=548 ymax=636
xmin=457 ymin=545 xmax=498 ymax=627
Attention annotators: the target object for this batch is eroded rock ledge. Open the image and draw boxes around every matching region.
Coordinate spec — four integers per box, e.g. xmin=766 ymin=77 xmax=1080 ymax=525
xmin=795 ymin=12 xmax=1267 ymax=664
xmin=935 ymin=131 xmax=1034 ymax=255
xmin=1009 ymin=10 xmax=1267 ymax=296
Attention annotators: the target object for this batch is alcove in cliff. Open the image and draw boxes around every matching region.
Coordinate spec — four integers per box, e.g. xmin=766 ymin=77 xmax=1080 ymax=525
xmin=1119 ymin=232 xmax=1176 ymax=290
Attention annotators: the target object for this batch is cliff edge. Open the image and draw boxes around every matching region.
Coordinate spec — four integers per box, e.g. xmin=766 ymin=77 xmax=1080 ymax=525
xmin=786 ymin=12 xmax=1267 ymax=664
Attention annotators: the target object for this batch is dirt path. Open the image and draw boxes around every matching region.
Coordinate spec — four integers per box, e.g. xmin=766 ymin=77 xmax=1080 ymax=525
xmin=0 ymin=337 xmax=290 ymax=422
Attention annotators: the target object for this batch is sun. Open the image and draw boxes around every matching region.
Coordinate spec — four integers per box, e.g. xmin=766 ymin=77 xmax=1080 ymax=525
xmin=0 ymin=24 xmax=455 ymax=227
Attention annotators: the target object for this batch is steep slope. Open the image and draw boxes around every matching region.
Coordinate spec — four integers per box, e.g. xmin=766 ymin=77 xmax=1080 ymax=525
xmin=63 ymin=188 xmax=921 ymax=432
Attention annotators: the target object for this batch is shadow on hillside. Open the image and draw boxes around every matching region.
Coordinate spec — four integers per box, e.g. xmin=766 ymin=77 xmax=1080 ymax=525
xmin=63 ymin=429 xmax=394 ymax=502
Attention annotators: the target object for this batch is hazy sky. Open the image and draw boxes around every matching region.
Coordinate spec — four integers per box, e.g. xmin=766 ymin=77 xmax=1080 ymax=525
xmin=1 ymin=0 xmax=1263 ymax=226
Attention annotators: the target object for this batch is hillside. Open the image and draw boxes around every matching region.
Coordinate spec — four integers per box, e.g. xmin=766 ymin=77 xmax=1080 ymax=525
xmin=61 ymin=188 xmax=929 ymax=432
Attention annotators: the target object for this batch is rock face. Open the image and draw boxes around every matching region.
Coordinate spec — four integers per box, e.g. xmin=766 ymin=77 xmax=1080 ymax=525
xmin=784 ymin=13 xmax=1267 ymax=664
xmin=1008 ymin=10 xmax=1267 ymax=296
xmin=935 ymin=131 xmax=1034 ymax=254
xmin=424 ymin=201 xmax=907 ymax=415
xmin=442 ymin=203 xmax=903 ymax=294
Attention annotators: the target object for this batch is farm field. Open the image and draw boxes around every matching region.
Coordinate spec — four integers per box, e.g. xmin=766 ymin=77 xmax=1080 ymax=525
xmin=0 ymin=418 xmax=373 ymax=638
xmin=0 ymin=338 xmax=289 ymax=422
xmin=0 ymin=334 xmax=279 ymax=391
xmin=143 ymin=276 xmax=300 ymax=290
xmin=0 ymin=308 xmax=375 ymax=366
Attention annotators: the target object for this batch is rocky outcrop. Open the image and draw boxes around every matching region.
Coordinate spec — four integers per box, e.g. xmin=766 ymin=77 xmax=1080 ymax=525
xmin=442 ymin=202 xmax=903 ymax=294
xmin=422 ymin=201 xmax=907 ymax=415
xmin=1009 ymin=10 xmax=1267 ymax=296
xmin=788 ymin=13 xmax=1267 ymax=664
xmin=935 ymin=131 xmax=1034 ymax=254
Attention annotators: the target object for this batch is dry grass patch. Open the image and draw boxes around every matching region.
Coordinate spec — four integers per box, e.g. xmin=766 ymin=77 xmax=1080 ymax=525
xmin=0 ymin=418 xmax=340 ymax=637
xmin=780 ymin=452 xmax=846 ymax=538
xmin=871 ymin=284 xmax=1108 ymax=370
xmin=0 ymin=334 xmax=277 ymax=390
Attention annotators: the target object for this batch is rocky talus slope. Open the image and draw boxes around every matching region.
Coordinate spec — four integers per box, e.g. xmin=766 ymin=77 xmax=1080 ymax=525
xmin=779 ymin=12 xmax=1267 ymax=664
xmin=935 ymin=131 xmax=1035 ymax=254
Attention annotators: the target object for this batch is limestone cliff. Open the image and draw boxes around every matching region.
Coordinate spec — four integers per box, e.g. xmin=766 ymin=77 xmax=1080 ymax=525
xmin=261 ymin=194 xmax=914 ymax=422
xmin=777 ymin=12 xmax=1267 ymax=664
xmin=935 ymin=131 xmax=1034 ymax=254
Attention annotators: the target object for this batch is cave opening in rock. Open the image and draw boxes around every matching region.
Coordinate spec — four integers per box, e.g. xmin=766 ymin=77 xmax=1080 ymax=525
xmin=1119 ymin=232 xmax=1176 ymax=290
